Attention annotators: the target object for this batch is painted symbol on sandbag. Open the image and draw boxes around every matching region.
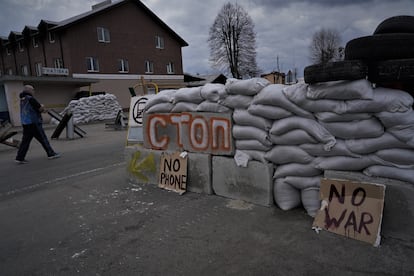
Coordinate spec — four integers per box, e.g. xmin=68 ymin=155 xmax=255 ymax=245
xmin=132 ymin=97 xmax=148 ymax=126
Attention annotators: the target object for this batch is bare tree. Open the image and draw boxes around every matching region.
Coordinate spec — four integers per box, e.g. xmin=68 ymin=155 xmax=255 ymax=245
xmin=309 ymin=28 xmax=342 ymax=64
xmin=208 ymin=2 xmax=260 ymax=79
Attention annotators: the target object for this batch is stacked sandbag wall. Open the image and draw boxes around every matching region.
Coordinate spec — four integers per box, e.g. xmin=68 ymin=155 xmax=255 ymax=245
xmin=140 ymin=78 xmax=414 ymax=217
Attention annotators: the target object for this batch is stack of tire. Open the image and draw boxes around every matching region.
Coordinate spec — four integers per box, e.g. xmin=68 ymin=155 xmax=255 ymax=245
xmin=304 ymin=15 xmax=414 ymax=96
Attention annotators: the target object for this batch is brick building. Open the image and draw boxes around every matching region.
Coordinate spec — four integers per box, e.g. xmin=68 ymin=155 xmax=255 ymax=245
xmin=0 ymin=0 xmax=188 ymax=126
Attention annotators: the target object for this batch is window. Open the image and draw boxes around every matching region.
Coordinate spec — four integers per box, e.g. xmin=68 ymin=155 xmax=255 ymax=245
xmin=54 ymin=58 xmax=63 ymax=68
xmin=97 ymin=27 xmax=110 ymax=43
xmin=32 ymin=37 xmax=39 ymax=48
xmin=86 ymin=57 xmax=99 ymax=72
xmin=35 ymin=62 xmax=42 ymax=76
xmin=6 ymin=47 xmax=11 ymax=55
xmin=18 ymin=41 xmax=24 ymax=52
xmin=21 ymin=65 xmax=29 ymax=76
xmin=145 ymin=60 xmax=154 ymax=73
xmin=155 ymin=35 xmax=164 ymax=49
xmin=7 ymin=68 xmax=13 ymax=75
xmin=166 ymin=62 xmax=175 ymax=74
xmin=49 ymin=32 xmax=55 ymax=43
xmin=118 ymin=59 xmax=129 ymax=73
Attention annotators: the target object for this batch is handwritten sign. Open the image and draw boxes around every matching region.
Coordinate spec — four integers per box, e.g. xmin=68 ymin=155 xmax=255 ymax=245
xmin=158 ymin=152 xmax=188 ymax=195
xmin=313 ymin=179 xmax=385 ymax=246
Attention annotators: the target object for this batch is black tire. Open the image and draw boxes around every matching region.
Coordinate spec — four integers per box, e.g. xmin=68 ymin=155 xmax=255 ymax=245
xmin=368 ymin=58 xmax=414 ymax=82
xmin=304 ymin=60 xmax=368 ymax=84
xmin=345 ymin=34 xmax=414 ymax=61
xmin=374 ymin=15 xmax=414 ymax=35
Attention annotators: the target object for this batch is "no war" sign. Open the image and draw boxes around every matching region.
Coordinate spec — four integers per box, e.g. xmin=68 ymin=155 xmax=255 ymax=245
xmin=313 ymin=179 xmax=385 ymax=246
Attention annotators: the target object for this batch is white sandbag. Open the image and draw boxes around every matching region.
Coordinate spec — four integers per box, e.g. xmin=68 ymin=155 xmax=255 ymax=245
xmin=387 ymin=124 xmax=414 ymax=147
xmin=274 ymin=179 xmax=301 ymax=211
xmin=145 ymin=89 xmax=176 ymax=111
xmin=235 ymin=139 xmax=272 ymax=151
xmin=270 ymin=116 xmax=336 ymax=151
xmin=173 ymin=87 xmax=203 ymax=104
xmin=314 ymin=156 xmax=377 ymax=171
xmin=364 ymin=165 xmax=414 ymax=184
xmin=233 ymin=109 xmax=272 ymax=131
xmin=345 ymin=87 xmax=414 ymax=113
xmin=300 ymin=140 xmax=361 ymax=157
xmin=315 ymin=112 xmax=372 ymax=122
xmin=248 ymin=104 xmax=293 ymax=120
xmin=237 ymin=150 xmax=267 ymax=163
xmin=346 ymin=132 xmax=412 ymax=154
xmin=301 ymin=187 xmax=321 ymax=217
xmin=273 ymin=162 xmax=322 ymax=178
xmin=307 ymin=79 xmax=374 ymax=100
xmin=282 ymin=83 xmax=347 ymax=114
xmin=269 ymin=129 xmax=318 ymax=145
xmin=219 ymin=94 xmax=253 ymax=109
xmin=197 ymin=101 xmax=231 ymax=113
xmin=374 ymin=148 xmax=414 ymax=167
xmin=375 ymin=109 xmax=414 ymax=128
xmin=225 ymin=77 xmax=270 ymax=96
xmin=232 ymin=125 xmax=272 ymax=147
xmin=170 ymin=102 xmax=198 ymax=113
xmin=252 ymin=84 xmax=314 ymax=119
xmin=320 ymin=118 xmax=384 ymax=139
xmin=265 ymin=145 xmax=314 ymax=164
xmin=200 ymin=83 xmax=227 ymax=102
xmin=145 ymin=102 xmax=175 ymax=114
xmin=234 ymin=150 xmax=251 ymax=167
xmin=284 ymin=176 xmax=322 ymax=190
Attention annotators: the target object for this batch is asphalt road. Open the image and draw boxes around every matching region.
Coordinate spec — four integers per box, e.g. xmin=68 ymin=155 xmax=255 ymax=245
xmin=0 ymin=123 xmax=413 ymax=275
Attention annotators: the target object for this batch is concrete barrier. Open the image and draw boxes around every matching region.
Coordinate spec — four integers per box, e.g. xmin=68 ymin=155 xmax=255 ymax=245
xmin=212 ymin=156 xmax=274 ymax=207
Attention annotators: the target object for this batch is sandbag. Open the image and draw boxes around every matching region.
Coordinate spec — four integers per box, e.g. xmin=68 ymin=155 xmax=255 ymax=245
xmin=364 ymin=165 xmax=414 ymax=184
xmin=273 ymin=162 xmax=322 ymax=178
xmin=197 ymin=101 xmax=231 ymax=113
xmin=173 ymin=87 xmax=203 ymax=104
xmin=345 ymin=132 xmax=412 ymax=154
xmin=219 ymin=94 xmax=253 ymax=109
xmin=374 ymin=148 xmax=414 ymax=167
xmin=282 ymin=83 xmax=347 ymax=114
xmin=307 ymin=79 xmax=374 ymax=100
xmin=145 ymin=89 xmax=175 ymax=111
xmin=284 ymin=175 xmax=322 ymax=190
xmin=300 ymin=140 xmax=361 ymax=157
xmin=252 ymin=84 xmax=314 ymax=119
xmin=265 ymin=146 xmax=314 ymax=164
xmin=270 ymin=116 xmax=336 ymax=150
xmin=225 ymin=77 xmax=270 ymax=96
xmin=233 ymin=125 xmax=272 ymax=147
xmin=387 ymin=124 xmax=414 ymax=147
xmin=345 ymin=87 xmax=413 ymax=113
xmin=314 ymin=156 xmax=377 ymax=171
xmin=315 ymin=112 xmax=372 ymax=122
xmin=301 ymin=187 xmax=321 ymax=217
xmin=320 ymin=118 xmax=384 ymax=139
xmin=235 ymin=139 xmax=273 ymax=151
xmin=200 ymin=83 xmax=227 ymax=102
xmin=233 ymin=109 xmax=272 ymax=131
xmin=170 ymin=102 xmax=198 ymax=113
xmin=375 ymin=109 xmax=414 ymax=128
xmin=274 ymin=179 xmax=301 ymax=211
xmin=145 ymin=102 xmax=174 ymax=114
xmin=269 ymin=129 xmax=318 ymax=145
xmin=237 ymin=150 xmax=267 ymax=163
xmin=248 ymin=104 xmax=293 ymax=120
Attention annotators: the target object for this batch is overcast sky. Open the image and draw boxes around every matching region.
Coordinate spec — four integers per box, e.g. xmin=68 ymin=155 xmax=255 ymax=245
xmin=1 ymin=0 xmax=413 ymax=78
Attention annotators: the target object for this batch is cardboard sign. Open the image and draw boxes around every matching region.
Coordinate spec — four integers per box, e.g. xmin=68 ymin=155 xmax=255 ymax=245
xmin=313 ymin=179 xmax=385 ymax=246
xmin=158 ymin=152 xmax=188 ymax=195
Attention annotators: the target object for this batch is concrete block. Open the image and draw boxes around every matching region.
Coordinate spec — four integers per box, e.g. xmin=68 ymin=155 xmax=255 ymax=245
xmin=125 ymin=146 xmax=213 ymax=194
xmin=212 ymin=156 xmax=274 ymax=207
xmin=324 ymin=170 xmax=414 ymax=242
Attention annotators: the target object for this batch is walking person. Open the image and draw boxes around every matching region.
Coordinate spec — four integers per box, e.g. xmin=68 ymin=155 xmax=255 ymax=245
xmin=15 ymin=85 xmax=60 ymax=164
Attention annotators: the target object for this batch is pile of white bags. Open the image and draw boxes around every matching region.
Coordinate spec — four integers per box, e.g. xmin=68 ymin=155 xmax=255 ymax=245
xmin=143 ymin=77 xmax=414 ymax=217
xmin=60 ymin=94 xmax=122 ymax=124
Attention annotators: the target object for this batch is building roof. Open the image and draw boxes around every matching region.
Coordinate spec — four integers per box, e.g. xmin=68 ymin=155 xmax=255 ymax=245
xmin=52 ymin=0 xmax=188 ymax=47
